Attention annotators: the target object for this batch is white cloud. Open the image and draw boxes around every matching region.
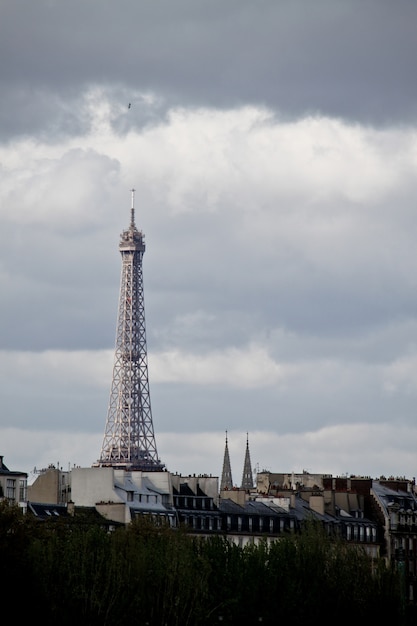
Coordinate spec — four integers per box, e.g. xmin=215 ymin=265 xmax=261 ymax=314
xmin=2 ymin=92 xmax=416 ymax=227
xmin=1 ymin=88 xmax=417 ymax=482
xmin=0 ymin=147 xmax=120 ymax=229
xmin=0 ymin=341 xmax=402 ymax=396
xmin=0 ymin=349 xmax=112 ymax=390
xmin=383 ymin=353 xmax=417 ymax=393
xmin=151 ymin=343 xmax=294 ymax=388
xmin=230 ymin=423 xmax=417 ymax=480
xmin=4 ymin=422 xmax=416 ymax=488
xmin=1 ymin=427 xmax=101 ymax=485
xmin=1 ymin=92 xmax=415 ymax=316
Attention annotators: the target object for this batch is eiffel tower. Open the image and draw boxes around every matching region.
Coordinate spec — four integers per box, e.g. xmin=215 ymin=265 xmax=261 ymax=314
xmin=97 ymin=190 xmax=164 ymax=471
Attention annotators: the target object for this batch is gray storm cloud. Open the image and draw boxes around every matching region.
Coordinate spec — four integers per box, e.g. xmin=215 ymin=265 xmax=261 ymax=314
xmin=1 ymin=0 xmax=417 ymax=480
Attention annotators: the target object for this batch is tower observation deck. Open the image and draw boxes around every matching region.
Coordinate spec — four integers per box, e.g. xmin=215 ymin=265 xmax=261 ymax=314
xmin=97 ymin=190 xmax=165 ymax=471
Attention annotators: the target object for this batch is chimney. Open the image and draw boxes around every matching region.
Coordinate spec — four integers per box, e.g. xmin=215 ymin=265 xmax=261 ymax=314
xmin=309 ymin=494 xmax=324 ymax=516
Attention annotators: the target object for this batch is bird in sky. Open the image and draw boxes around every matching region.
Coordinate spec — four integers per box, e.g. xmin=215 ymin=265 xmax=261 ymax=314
xmin=128 ymin=103 xmax=131 ymax=109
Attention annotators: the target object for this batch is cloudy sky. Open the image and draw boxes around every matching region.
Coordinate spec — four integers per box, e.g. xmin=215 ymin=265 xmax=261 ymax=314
xmin=1 ymin=0 xmax=417 ymax=485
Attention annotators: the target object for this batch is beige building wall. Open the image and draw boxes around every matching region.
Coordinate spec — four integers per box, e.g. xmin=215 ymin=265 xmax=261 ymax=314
xmin=95 ymin=502 xmax=130 ymax=525
xmin=219 ymin=489 xmax=247 ymax=506
xmin=28 ymin=468 xmax=70 ymax=505
xmin=308 ymin=494 xmax=325 ymax=515
xmin=71 ymin=467 xmax=124 ymax=506
xmin=256 ymin=471 xmax=326 ymax=494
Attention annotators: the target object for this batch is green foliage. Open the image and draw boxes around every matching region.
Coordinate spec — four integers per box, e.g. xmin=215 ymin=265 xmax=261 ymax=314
xmin=0 ymin=505 xmax=412 ymax=625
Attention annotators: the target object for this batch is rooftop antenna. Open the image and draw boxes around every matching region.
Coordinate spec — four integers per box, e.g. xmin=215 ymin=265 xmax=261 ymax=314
xmin=130 ymin=188 xmax=136 ymax=228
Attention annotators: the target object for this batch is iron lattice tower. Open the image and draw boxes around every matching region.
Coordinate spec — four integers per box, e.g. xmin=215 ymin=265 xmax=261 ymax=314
xmin=97 ymin=190 xmax=164 ymax=471
xmin=241 ymin=433 xmax=254 ymax=490
xmin=220 ymin=431 xmax=233 ymax=490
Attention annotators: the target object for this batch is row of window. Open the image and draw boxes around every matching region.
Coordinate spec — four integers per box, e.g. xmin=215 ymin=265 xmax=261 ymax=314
xmin=175 ymin=511 xmax=379 ymax=542
xmin=174 ymin=496 xmax=215 ymax=510
xmin=225 ymin=515 xmax=295 ymax=534
xmin=1 ymin=478 xmax=27 ymax=503
xmin=178 ymin=514 xmax=222 ymax=531
xmin=344 ymin=523 xmax=377 ymax=542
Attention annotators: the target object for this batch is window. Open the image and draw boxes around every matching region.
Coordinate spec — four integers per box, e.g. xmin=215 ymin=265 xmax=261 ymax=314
xmin=19 ymin=479 xmax=27 ymax=502
xmin=6 ymin=479 xmax=16 ymax=501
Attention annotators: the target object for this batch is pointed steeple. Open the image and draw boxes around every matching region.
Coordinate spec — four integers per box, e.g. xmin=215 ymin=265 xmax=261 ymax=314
xmin=220 ymin=431 xmax=233 ymax=490
xmin=241 ymin=433 xmax=254 ymax=490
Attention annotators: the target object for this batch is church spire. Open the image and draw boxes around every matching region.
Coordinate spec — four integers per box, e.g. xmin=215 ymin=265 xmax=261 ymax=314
xmin=241 ymin=432 xmax=254 ymax=490
xmin=220 ymin=431 xmax=233 ymax=490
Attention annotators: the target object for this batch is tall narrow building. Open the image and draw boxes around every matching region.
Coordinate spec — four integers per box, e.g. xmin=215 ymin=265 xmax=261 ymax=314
xmin=97 ymin=190 xmax=164 ymax=471
xmin=220 ymin=431 xmax=233 ymax=490
xmin=241 ymin=433 xmax=254 ymax=490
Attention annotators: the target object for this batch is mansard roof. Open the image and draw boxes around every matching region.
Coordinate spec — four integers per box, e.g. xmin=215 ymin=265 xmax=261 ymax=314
xmin=0 ymin=455 xmax=27 ymax=478
xmin=27 ymin=502 xmax=69 ymax=519
xmin=372 ymin=480 xmax=417 ymax=513
xmin=219 ymin=498 xmax=292 ymax=519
